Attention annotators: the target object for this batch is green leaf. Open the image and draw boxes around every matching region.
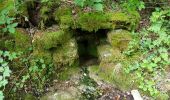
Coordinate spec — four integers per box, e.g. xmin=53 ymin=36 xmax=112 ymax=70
xmin=3 ymin=67 xmax=11 ymax=77
xmin=0 ymin=91 xmax=4 ymax=100
xmin=94 ymin=0 xmax=102 ymax=3
xmin=40 ymin=59 xmax=44 ymax=63
xmin=1 ymin=62 xmax=8 ymax=67
xmin=8 ymin=27 xmax=15 ymax=33
xmin=161 ymin=53 xmax=168 ymax=61
xmin=0 ymin=76 xmax=3 ymax=81
xmin=3 ymin=51 xmax=10 ymax=57
xmin=0 ymin=58 xmax=3 ymax=63
xmin=148 ymin=22 xmax=162 ymax=33
xmin=74 ymin=0 xmax=84 ymax=7
xmin=11 ymin=23 xmax=18 ymax=27
xmin=0 ymin=16 xmax=5 ymax=25
xmin=153 ymin=57 xmax=161 ymax=63
xmin=0 ymin=67 xmax=4 ymax=72
xmin=0 ymin=79 xmax=8 ymax=87
xmin=93 ymin=3 xmax=103 ymax=11
xmin=42 ymin=64 xmax=46 ymax=69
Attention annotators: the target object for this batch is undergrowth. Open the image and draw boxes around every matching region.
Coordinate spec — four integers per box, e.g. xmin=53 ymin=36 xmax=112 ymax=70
xmin=124 ymin=8 xmax=170 ymax=98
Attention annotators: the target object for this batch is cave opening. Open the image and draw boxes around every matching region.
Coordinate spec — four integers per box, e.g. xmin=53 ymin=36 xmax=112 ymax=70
xmin=75 ymin=29 xmax=109 ymax=66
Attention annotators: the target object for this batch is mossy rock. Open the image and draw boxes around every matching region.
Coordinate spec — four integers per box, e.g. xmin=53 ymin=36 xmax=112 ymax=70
xmin=76 ymin=12 xmax=112 ymax=32
xmin=89 ymin=63 xmax=136 ymax=91
xmin=33 ymin=30 xmax=71 ymax=50
xmin=24 ymin=94 xmax=36 ymax=100
xmin=110 ymin=11 xmax=140 ymax=30
xmin=97 ymin=43 xmax=124 ymax=63
xmin=57 ymin=66 xmax=80 ymax=81
xmin=155 ymin=93 xmax=169 ymax=100
xmin=75 ymin=11 xmax=140 ymax=32
xmin=94 ymin=43 xmax=140 ymax=91
xmin=53 ymin=38 xmax=78 ymax=70
xmin=4 ymin=28 xmax=31 ymax=52
xmin=107 ymin=29 xmax=132 ymax=51
xmin=54 ymin=8 xmax=140 ymax=31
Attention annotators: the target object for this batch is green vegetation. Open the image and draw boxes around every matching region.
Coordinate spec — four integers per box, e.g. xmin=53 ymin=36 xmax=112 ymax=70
xmin=0 ymin=0 xmax=170 ymax=100
xmin=74 ymin=0 xmax=104 ymax=11
xmin=124 ymin=8 xmax=170 ymax=97
xmin=0 ymin=51 xmax=19 ymax=99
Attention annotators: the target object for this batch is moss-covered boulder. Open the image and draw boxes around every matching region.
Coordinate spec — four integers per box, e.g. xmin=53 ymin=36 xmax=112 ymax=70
xmin=107 ymin=29 xmax=132 ymax=51
xmin=32 ymin=29 xmax=78 ymax=76
xmin=53 ymin=38 xmax=78 ymax=70
xmin=54 ymin=7 xmax=140 ymax=32
xmin=33 ymin=30 xmax=71 ymax=50
xmin=76 ymin=12 xmax=112 ymax=32
xmin=97 ymin=43 xmax=124 ymax=65
xmin=87 ymin=43 xmax=137 ymax=91
xmin=89 ymin=64 xmax=135 ymax=91
xmin=110 ymin=11 xmax=140 ymax=30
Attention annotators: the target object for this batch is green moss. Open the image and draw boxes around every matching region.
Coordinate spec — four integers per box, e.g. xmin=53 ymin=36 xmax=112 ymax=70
xmin=0 ymin=39 xmax=5 ymax=49
xmin=76 ymin=12 xmax=112 ymax=32
xmin=52 ymin=38 xmax=78 ymax=70
xmin=54 ymin=6 xmax=72 ymax=21
xmin=34 ymin=30 xmax=71 ymax=50
xmin=14 ymin=28 xmax=32 ymax=52
xmin=54 ymin=6 xmax=140 ymax=31
xmin=108 ymin=29 xmax=132 ymax=51
xmin=32 ymin=50 xmax=52 ymax=65
xmin=58 ymin=66 xmax=80 ymax=81
xmin=97 ymin=44 xmax=124 ymax=63
xmin=24 ymin=94 xmax=36 ymax=100
xmin=59 ymin=15 xmax=74 ymax=29
xmin=75 ymin=11 xmax=140 ymax=32
xmin=94 ymin=43 xmax=141 ymax=91
xmin=110 ymin=12 xmax=129 ymax=21
xmin=4 ymin=28 xmax=31 ymax=52
xmin=54 ymin=6 xmax=74 ymax=29
xmin=89 ymin=63 xmax=135 ymax=91
xmin=126 ymin=10 xmax=141 ymax=30
xmin=156 ymin=93 xmax=169 ymax=100
xmin=4 ymin=40 xmax=15 ymax=51
xmin=110 ymin=11 xmax=140 ymax=30
xmin=0 ymin=0 xmax=15 ymax=15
